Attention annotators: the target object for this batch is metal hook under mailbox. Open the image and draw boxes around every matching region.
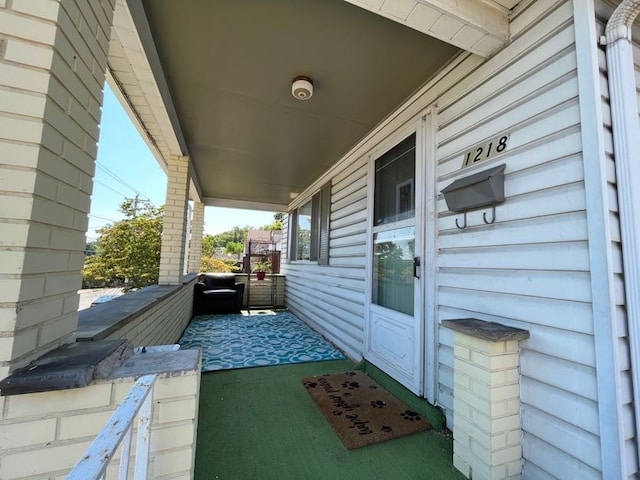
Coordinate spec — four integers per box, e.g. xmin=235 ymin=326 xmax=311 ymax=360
xmin=482 ymin=204 xmax=497 ymax=225
xmin=455 ymin=211 xmax=468 ymax=230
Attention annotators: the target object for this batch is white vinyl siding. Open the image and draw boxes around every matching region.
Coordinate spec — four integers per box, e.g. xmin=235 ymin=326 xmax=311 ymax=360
xmin=435 ymin=1 xmax=607 ymax=477
xmin=283 ymin=163 xmax=368 ymax=360
xmin=280 ymin=0 xmax=636 ymax=476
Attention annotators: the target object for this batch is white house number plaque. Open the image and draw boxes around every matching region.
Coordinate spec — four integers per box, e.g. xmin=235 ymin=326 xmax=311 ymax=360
xmin=462 ymin=134 xmax=509 ymax=168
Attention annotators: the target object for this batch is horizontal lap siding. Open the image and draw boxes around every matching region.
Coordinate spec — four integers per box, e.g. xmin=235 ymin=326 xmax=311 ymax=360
xmin=435 ymin=1 xmax=603 ymax=477
xmin=283 ymin=158 xmax=368 ymax=361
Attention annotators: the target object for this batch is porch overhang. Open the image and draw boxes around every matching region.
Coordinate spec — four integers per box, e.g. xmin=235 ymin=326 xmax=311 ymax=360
xmin=109 ymin=0 xmax=516 ymax=209
xmin=344 ymin=0 xmax=512 ymax=58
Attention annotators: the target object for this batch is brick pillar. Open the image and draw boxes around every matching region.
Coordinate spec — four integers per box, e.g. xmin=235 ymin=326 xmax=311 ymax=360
xmin=442 ymin=319 xmax=529 ymax=480
xmin=0 ymin=0 xmax=116 ymax=378
xmin=159 ymin=155 xmax=190 ymax=285
xmin=187 ymin=201 xmax=204 ymax=273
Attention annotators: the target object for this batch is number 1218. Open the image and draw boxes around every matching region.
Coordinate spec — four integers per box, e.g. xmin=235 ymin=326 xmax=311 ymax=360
xmin=463 ymin=135 xmax=509 ymax=167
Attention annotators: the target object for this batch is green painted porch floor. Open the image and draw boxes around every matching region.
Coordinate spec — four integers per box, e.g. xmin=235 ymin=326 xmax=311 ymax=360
xmin=195 ymin=359 xmax=465 ymax=480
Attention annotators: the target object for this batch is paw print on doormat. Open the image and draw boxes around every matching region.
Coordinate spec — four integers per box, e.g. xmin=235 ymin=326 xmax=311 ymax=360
xmin=401 ymin=410 xmax=422 ymax=422
xmin=345 ymin=371 xmax=357 ymax=376
xmin=370 ymin=400 xmax=386 ymax=409
xmin=381 ymin=425 xmax=393 ymax=433
xmin=341 ymin=381 xmax=360 ymax=390
xmin=304 ymin=381 xmax=318 ymax=388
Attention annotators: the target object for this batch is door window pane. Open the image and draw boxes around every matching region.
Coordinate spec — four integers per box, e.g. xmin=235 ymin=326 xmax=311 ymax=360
xmin=374 ymin=134 xmax=416 ymax=226
xmin=372 ymin=227 xmax=415 ymax=315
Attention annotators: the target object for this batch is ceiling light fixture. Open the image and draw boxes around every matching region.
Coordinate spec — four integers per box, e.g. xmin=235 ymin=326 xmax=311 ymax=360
xmin=291 ymin=75 xmax=313 ymax=100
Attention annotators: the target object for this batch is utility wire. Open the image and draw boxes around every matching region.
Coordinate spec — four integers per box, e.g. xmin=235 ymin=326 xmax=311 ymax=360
xmin=93 ymin=178 xmax=130 ymax=198
xmin=89 ymin=213 xmax=119 ymax=222
xmin=95 ymin=162 xmax=151 ymax=202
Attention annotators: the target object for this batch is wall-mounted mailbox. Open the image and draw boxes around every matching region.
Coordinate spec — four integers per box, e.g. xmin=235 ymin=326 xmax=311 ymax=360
xmin=441 ymin=164 xmax=506 ymax=213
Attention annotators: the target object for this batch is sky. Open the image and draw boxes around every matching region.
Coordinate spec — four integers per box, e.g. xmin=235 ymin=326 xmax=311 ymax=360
xmin=89 ymin=85 xmax=276 ymax=241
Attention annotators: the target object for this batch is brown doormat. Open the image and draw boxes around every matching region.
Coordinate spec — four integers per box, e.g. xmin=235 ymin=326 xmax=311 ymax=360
xmin=302 ymin=371 xmax=431 ymax=449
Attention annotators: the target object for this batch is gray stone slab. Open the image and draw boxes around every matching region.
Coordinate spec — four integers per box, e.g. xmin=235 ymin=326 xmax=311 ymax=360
xmin=0 ymin=340 xmax=133 ymax=396
xmin=109 ymin=348 xmax=201 ymax=379
xmin=442 ymin=318 xmax=529 ymax=342
xmin=76 ymin=274 xmax=198 ymax=341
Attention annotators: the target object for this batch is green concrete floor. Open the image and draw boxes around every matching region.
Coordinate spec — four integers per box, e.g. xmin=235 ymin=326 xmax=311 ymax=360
xmin=194 ymin=360 xmax=465 ymax=480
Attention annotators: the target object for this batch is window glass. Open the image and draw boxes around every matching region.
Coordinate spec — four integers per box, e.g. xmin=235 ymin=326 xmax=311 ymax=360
xmin=374 ymin=134 xmax=416 ymax=226
xmin=372 ymin=227 xmax=415 ymax=315
xmin=289 ymin=182 xmax=331 ymax=263
xmin=296 ymin=200 xmax=312 ymax=260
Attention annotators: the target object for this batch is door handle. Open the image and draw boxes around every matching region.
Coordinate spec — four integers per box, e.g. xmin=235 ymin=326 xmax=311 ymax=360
xmin=413 ymin=256 xmax=421 ymax=278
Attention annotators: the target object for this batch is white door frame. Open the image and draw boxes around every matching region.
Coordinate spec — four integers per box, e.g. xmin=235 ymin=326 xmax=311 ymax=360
xmin=422 ymin=107 xmax=439 ymax=403
xmin=363 ymin=108 xmax=438 ymax=398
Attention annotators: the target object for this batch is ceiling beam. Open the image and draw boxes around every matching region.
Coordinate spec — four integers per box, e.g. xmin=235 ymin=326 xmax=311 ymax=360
xmin=343 ymin=0 xmax=510 ymax=57
xmin=203 ymin=198 xmax=288 ymax=213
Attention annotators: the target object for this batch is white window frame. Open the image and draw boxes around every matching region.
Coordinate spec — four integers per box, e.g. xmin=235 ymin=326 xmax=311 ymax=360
xmin=289 ymin=182 xmax=331 ymax=264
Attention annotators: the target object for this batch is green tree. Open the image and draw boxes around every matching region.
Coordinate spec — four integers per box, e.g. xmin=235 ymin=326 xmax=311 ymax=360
xmin=84 ymin=241 xmax=98 ymax=256
xmin=210 ymin=226 xmax=249 ymax=249
xmin=83 ymin=198 xmax=163 ymax=290
xmin=202 ymin=234 xmax=217 ymax=257
xmin=261 ymin=212 xmax=283 ymax=231
xmin=225 ymin=241 xmax=244 ymax=261
xmin=201 ymin=226 xmax=250 ymax=258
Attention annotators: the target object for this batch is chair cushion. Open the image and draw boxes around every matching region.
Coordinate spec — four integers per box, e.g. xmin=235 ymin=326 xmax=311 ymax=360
xmin=202 ymin=273 xmax=237 ymax=290
xmin=203 ymin=289 xmax=237 ymax=297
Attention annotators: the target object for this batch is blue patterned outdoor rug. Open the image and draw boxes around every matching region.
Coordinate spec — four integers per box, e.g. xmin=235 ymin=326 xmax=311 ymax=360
xmin=179 ymin=310 xmax=345 ymax=372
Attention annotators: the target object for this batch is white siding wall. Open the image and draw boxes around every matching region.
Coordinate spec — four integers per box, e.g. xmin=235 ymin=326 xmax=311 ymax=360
xmin=283 ymin=156 xmax=369 ymax=361
xmin=281 ymin=0 xmax=636 ymax=476
xmin=434 ymin=2 xmax=603 ymax=477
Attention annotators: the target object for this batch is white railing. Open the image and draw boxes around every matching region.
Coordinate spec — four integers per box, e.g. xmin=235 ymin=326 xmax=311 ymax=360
xmin=67 ymin=374 xmax=158 ymax=480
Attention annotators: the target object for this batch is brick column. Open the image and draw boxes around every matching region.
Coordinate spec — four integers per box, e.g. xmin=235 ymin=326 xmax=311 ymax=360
xmin=159 ymin=155 xmax=190 ymax=285
xmin=0 ymin=0 xmax=116 ymax=378
xmin=187 ymin=201 xmax=204 ymax=273
xmin=442 ymin=319 xmax=529 ymax=480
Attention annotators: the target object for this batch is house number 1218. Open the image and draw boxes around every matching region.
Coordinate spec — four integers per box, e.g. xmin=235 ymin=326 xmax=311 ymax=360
xmin=462 ymin=134 xmax=509 ymax=167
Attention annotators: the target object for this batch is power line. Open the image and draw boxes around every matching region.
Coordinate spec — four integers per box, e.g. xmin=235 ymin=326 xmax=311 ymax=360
xmin=93 ymin=178 xmax=130 ymax=198
xmin=89 ymin=213 xmax=119 ymax=222
xmin=95 ymin=162 xmax=151 ymax=201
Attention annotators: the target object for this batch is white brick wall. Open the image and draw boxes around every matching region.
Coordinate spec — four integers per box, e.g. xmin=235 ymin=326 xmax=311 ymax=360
xmin=235 ymin=274 xmax=286 ymax=308
xmin=452 ymin=333 xmax=523 ymax=480
xmin=187 ymin=202 xmax=204 ymax=274
xmin=105 ymin=279 xmax=195 ymax=346
xmin=0 ymin=365 xmax=200 ymax=480
xmin=159 ymin=156 xmax=190 ymax=285
xmin=0 ymin=0 xmax=116 ymax=378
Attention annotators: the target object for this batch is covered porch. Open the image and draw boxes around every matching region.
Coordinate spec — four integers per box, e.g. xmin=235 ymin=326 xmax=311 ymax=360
xmin=6 ymin=0 xmax=640 ymax=478
xmin=0 ymin=0 xmax=520 ymax=477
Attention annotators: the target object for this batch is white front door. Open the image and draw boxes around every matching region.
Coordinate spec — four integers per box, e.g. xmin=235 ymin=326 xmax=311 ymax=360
xmin=365 ymin=129 xmax=425 ymax=395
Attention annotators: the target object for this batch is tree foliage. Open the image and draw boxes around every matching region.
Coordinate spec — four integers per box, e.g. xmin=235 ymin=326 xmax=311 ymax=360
xmin=202 ymin=226 xmax=249 ymax=257
xmin=84 ymin=241 xmax=98 ymax=256
xmin=261 ymin=212 xmax=283 ymax=231
xmin=82 ymin=198 xmax=163 ymax=290
xmin=200 ymin=257 xmax=233 ymax=273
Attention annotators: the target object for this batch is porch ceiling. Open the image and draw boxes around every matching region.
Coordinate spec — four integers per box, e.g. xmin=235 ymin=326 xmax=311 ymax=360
xmin=111 ymin=0 xmax=514 ymax=210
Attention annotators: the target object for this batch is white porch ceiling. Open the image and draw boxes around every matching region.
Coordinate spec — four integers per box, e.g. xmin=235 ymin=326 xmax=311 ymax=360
xmin=109 ymin=0 xmax=518 ymax=210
